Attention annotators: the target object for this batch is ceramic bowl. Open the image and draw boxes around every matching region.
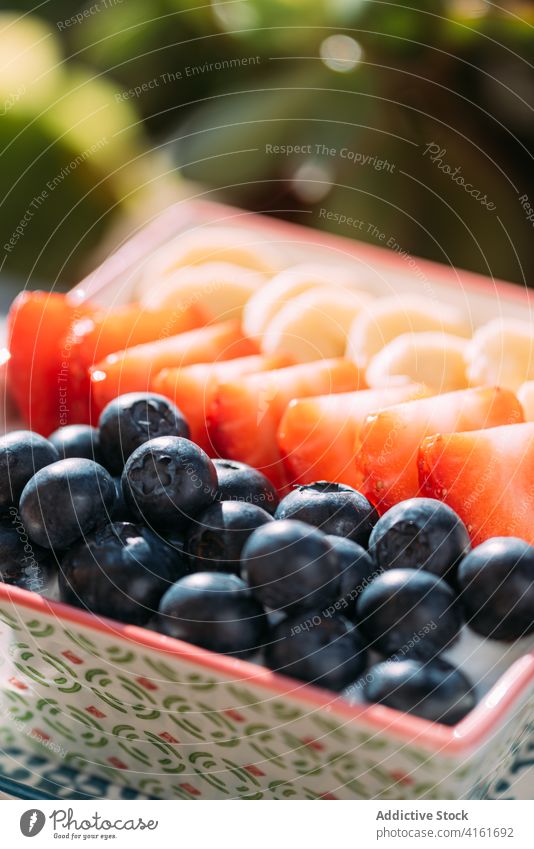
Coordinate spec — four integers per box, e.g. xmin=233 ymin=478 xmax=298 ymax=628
xmin=1 ymin=201 xmax=533 ymax=799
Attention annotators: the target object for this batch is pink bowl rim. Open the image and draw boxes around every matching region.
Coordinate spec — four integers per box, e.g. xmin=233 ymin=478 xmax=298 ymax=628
xmin=4 ymin=199 xmax=534 ymax=759
xmin=73 ymin=198 xmax=534 ymax=308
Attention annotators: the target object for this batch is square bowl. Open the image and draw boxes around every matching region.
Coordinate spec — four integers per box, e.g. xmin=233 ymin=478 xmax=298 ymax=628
xmin=1 ymin=200 xmax=533 ymax=800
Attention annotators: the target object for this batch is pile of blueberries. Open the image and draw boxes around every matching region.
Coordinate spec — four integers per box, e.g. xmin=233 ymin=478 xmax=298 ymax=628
xmin=1 ymin=392 xmax=534 ymax=727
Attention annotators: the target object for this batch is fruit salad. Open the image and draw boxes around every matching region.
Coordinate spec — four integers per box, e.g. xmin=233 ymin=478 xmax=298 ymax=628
xmin=2 ymin=221 xmax=534 ymax=729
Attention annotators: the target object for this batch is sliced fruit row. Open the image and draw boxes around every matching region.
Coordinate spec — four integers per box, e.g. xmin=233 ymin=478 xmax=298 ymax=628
xmin=6 ymin=293 xmax=363 ymax=493
xmin=206 ymin=357 xmax=363 ymax=492
xmin=356 ymin=386 xmax=524 ymax=511
xmin=5 ymin=221 xmax=534 ymax=554
xmin=420 ymin=422 xmax=534 ymax=546
xmin=6 ymin=290 xmax=205 ymax=434
xmin=128 ymin=227 xmax=475 ymax=391
xmin=238 ymin=249 xmax=534 ymax=400
xmin=90 ymin=319 xmax=258 ymax=412
xmin=132 ymin=227 xmax=483 ymax=390
xmin=278 ymin=381 xmax=531 ymax=546
xmin=243 ymin=265 xmax=477 ymax=392
xmin=21 ymin=224 xmax=531 ymax=412
xmin=278 ymin=382 xmax=431 ymax=489
xmin=5 ymin=224 xmax=534 ymax=731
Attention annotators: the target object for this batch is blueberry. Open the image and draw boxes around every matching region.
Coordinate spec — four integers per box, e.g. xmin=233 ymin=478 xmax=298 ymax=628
xmin=48 ymin=425 xmax=101 ymax=463
xmin=325 ymin=535 xmax=378 ymax=617
xmin=0 ymin=513 xmax=55 ymax=591
xmin=369 ymin=498 xmax=470 ymax=583
xmin=185 ymin=501 xmax=273 ymax=575
xmin=214 ymin=459 xmax=279 ymax=515
xmin=59 ymin=522 xmax=186 ymax=626
xmin=122 ymin=436 xmax=217 ymax=532
xmin=457 ymin=537 xmax=534 ymax=641
xmin=265 ymin=614 xmax=367 ymax=691
xmin=274 ymin=482 xmax=378 ymax=547
xmin=98 ymin=392 xmax=190 ymax=475
xmin=0 ymin=430 xmax=59 ymax=509
xmin=156 ymin=572 xmax=268 ymax=657
xmin=356 ymin=568 xmax=461 ymax=658
xmin=359 ymin=658 xmax=476 ymax=725
xmin=19 ymin=458 xmax=116 ymax=550
xmin=241 ymin=519 xmax=340 ymax=613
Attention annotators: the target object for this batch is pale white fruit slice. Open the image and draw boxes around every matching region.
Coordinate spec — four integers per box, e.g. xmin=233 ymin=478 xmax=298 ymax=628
xmin=346 ymin=294 xmax=470 ymax=371
xmin=260 ymin=285 xmax=373 ymax=362
xmin=466 ymin=318 xmax=534 ymax=392
xmin=517 ymin=381 xmax=534 ymax=421
xmin=140 ymin=262 xmax=265 ymax=322
xmin=242 ymin=262 xmax=370 ymax=341
xmin=366 ymin=331 xmax=469 ymax=392
xmin=136 ymin=226 xmax=282 ymax=297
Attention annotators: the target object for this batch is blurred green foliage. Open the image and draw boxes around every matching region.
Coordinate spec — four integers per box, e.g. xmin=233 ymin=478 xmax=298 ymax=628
xmin=0 ymin=9 xmax=172 ymax=285
xmin=3 ymin=1 xmax=534 ymax=285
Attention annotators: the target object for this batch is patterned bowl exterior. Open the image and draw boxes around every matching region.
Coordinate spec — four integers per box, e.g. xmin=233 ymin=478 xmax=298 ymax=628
xmin=1 ymin=200 xmax=534 ymax=800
